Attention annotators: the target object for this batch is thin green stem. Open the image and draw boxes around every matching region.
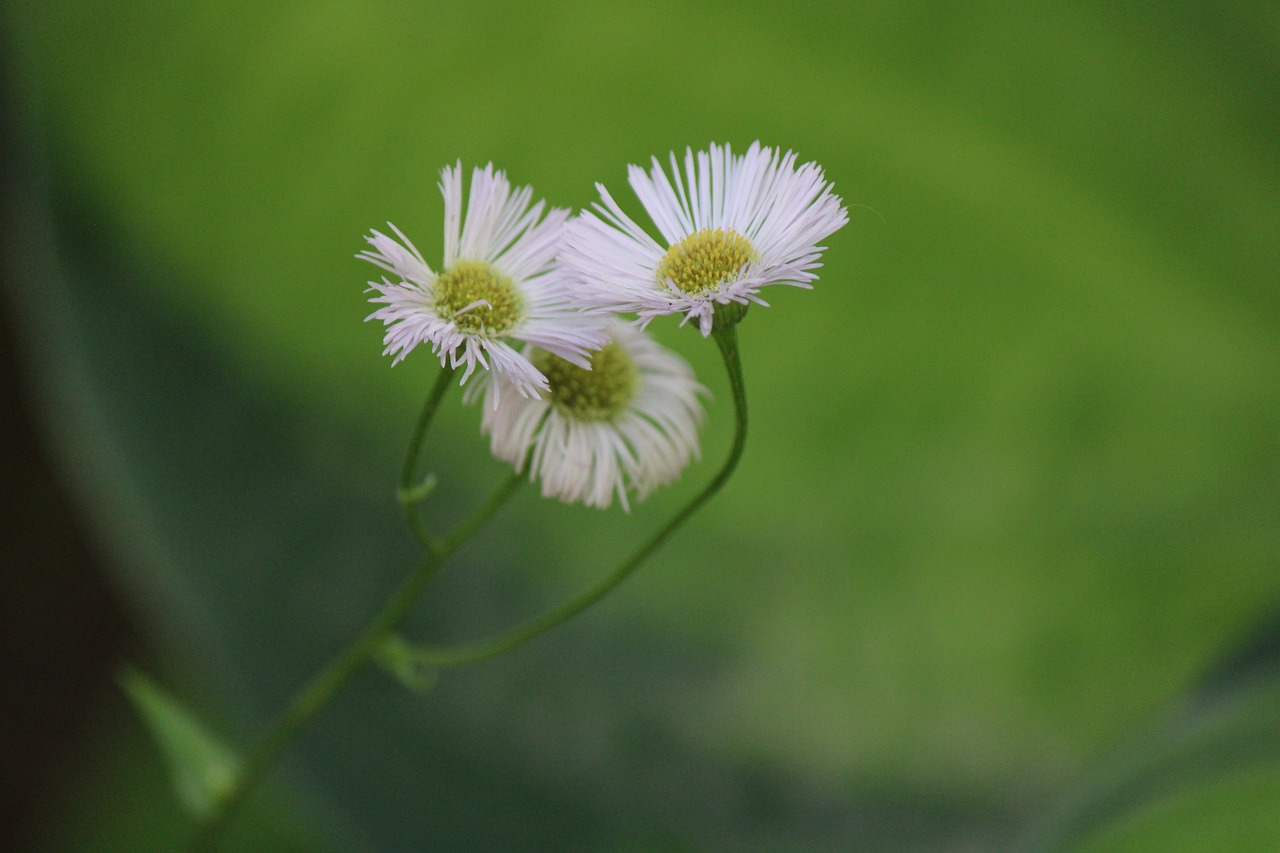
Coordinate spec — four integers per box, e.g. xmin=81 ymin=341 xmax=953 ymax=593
xmin=188 ymin=472 xmax=521 ymax=853
xmin=401 ymin=324 xmax=749 ymax=669
xmin=398 ymin=366 xmax=456 ymax=547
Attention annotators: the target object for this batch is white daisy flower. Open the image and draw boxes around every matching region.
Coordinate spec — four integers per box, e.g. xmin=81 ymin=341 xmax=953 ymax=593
xmin=560 ymin=141 xmax=848 ymax=336
xmin=481 ymin=321 xmax=706 ymax=510
xmin=360 ymin=163 xmax=606 ymax=400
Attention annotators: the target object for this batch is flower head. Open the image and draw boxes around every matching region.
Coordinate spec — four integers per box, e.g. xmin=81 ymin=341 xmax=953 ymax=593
xmin=560 ymin=142 xmax=848 ymax=335
xmin=481 ymin=321 xmax=706 ymax=510
xmin=361 ymin=163 xmax=606 ymax=399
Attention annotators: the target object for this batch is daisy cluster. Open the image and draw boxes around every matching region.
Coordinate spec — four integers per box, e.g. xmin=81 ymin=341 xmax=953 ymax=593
xmin=360 ymin=143 xmax=846 ymax=509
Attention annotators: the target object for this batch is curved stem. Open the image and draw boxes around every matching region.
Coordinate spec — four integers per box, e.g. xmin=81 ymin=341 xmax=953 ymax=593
xmin=188 ymin=472 xmax=521 ymax=852
xmin=404 ymin=324 xmax=749 ymax=669
xmin=398 ymin=366 xmax=456 ymax=547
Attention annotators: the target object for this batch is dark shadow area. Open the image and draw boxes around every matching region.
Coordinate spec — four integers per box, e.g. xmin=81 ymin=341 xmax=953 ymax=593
xmin=0 ymin=57 xmax=136 ymax=853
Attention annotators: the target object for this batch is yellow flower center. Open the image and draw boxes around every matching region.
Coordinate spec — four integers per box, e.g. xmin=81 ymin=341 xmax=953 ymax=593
xmin=533 ymin=342 xmax=638 ymax=421
xmin=434 ymin=260 xmax=522 ymax=335
xmin=656 ymin=228 xmax=756 ymax=296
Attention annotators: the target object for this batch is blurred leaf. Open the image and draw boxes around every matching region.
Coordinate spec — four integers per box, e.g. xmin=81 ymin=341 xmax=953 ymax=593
xmin=1070 ymin=764 xmax=1280 ymax=853
xmin=1021 ymin=611 xmax=1280 ymax=852
xmin=396 ymin=472 xmax=438 ymax=507
xmin=33 ymin=690 xmax=338 ymax=853
xmin=119 ymin=667 xmax=241 ymax=820
xmin=374 ymin=634 xmax=440 ymax=694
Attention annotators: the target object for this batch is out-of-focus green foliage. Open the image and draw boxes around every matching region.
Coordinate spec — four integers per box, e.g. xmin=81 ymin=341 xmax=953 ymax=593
xmin=1074 ymin=765 xmax=1280 ymax=853
xmin=6 ymin=1 xmax=1278 ymax=850
xmin=31 ymin=698 xmax=334 ymax=853
xmin=119 ymin=667 xmax=242 ymax=819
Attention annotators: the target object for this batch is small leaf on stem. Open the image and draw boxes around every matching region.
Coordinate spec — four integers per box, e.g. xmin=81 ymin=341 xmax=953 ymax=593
xmin=396 ymin=472 xmax=438 ymax=506
xmin=374 ymin=635 xmax=440 ymax=693
xmin=119 ymin=666 xmax=242 ymax=819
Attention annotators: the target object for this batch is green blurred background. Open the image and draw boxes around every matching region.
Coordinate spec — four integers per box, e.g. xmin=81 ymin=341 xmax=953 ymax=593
xmin=3 ymin=2 xmax=1279 ymax=850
